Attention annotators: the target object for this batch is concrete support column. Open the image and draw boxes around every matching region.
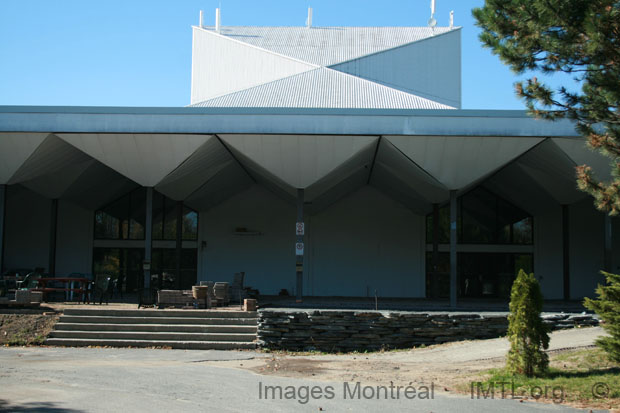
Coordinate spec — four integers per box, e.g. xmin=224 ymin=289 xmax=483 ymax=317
xmin=562 ymin=204 xmax=570 ymax=300
xmin=604 ymin=214 xmax=613 ymax=272
xmin=175 ymin=201 xmax=183 ymax=289
xmin=144 ymin=187 xmax=153 ymax=289
xmin=431 ymin=203 xmax=439 ymax=298
xmin=0 ymin=184 xmax=5 ymax=273
xmin=296 ymin=189 xmax=304 ymax=303
xmin=49 ymin=199 xmax=58 ymax=276
xmin=449 ymin=190 xmax=457 ymax=308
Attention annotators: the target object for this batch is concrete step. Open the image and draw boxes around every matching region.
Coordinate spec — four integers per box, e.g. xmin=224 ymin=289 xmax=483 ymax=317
xmin=45 ymin=338 xmax=256 ymax=350
xmin=49 ymin=330 xmax=257 ymax=342
xmin=54 ymin=323 xmax=257 ymax=334
xmin=59 ymin=315 xmax=258 ymax=325
xmin=63 ymin=308 xmax=257 ymax=318
xmin=48 ymin=308 xmax=259 ymax=350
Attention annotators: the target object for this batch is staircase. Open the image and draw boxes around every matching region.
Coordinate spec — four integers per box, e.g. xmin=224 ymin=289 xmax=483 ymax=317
xmin=46 ymin=308 xmax=257 ymax=350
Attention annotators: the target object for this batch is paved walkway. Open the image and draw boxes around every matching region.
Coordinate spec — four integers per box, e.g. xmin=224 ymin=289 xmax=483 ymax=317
xmin=305 ymin=326 xmax=606 ymax=363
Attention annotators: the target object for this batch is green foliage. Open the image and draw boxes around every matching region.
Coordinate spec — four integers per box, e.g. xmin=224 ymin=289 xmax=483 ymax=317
xmin=506 ymin=269 xmax=550 ymax=377
xmin=473 ymin=0 xmax=620 ymax=215
xmin=584 ymin=271 xmax=620 ymax=362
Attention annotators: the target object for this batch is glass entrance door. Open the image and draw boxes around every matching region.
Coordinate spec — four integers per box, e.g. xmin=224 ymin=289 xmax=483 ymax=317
xmin=93 ymin=248 xmax=145 ymax=294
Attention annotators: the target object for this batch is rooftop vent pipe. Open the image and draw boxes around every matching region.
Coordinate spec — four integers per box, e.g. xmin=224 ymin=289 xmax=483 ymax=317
xmin=306 ymin=7 xmax=313 ymax=28
xmin=428 ymin=0 xmax=437 ymax=27
xmin=199 ymin=10 xmax=204 ymax=28
xmin=215 ymin=8 xmax=221 ymax=33
xmin=450 ymin=10 xmax=454 ymax=28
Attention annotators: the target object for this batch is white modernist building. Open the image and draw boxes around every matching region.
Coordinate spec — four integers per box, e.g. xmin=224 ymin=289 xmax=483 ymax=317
xmin=0 ymin=15 xmax=617 ymax=305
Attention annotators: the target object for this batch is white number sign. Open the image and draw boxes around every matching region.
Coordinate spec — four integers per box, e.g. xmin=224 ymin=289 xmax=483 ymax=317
xmin=295 ymin=242 xmax=304 ymax=256
xmin=296 ymin=222 xmax=305 ymax=236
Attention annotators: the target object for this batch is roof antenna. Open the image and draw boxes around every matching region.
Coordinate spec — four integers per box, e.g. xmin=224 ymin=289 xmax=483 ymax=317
xmin=215 ymin=7 xmax=221 ymax=33
xmin=428 ymin=0 xmax=437 ymax=27
xmin=306 ymin=7 xmax=313 ymax=28
xmin=450 ymin=10 xmax=454 ymax=29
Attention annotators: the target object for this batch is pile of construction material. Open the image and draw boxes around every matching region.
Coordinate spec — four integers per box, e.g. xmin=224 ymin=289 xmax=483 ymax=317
xmin=213 ymin=282 xmax=229 ymax=306
xmin=0 ymin=290 xmax=43 ymax=307
xmin=199 ymin=281 xmax=215 ymax=303
xmin=157 ymin=290 xmax=197 ymax=308
xmin=156 ymin=281 xmax=252 ymax=309
xmin=15 ymin=290 xmax=43 ymax=304
xmin=191 ymin=285 xmax=211 ymax=309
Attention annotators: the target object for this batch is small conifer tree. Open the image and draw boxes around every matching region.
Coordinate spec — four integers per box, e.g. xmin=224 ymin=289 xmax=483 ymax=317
xmin=506 ymin=270 xmax=550 ymax=377
xmin=584 ymin=271 xmax=620 ymax=363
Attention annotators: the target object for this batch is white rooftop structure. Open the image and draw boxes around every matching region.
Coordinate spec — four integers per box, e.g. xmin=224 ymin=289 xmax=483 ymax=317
xmin=205 ymin=26 xmax=456 ymax=66
xmin=191 ymin=25 xmax=461 ymax=108
xmin=190 ymin=67 xmax=453 ymax=109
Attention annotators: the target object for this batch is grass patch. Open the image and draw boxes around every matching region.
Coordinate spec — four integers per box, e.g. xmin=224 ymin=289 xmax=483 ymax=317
xmin=461 ymin=348 xmax=619 ymax=409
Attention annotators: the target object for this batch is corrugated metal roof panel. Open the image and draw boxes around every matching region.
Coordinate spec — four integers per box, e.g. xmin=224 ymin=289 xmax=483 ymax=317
xmin=190 ymin=68 xmax=455 ymax=110
xmin=203 ymin=26 xmax=456 ymax=66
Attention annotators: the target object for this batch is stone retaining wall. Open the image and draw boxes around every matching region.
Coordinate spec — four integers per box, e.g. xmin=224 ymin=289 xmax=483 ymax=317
xmin=257 ymin=310 xmax=599 ymax=352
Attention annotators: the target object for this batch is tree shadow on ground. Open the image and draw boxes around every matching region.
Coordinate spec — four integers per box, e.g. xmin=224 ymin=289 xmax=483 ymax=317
xmin=547 ymin=367 xmax=620 ymax=379
xmin=0 ymin=399 xmax=84 ymax=412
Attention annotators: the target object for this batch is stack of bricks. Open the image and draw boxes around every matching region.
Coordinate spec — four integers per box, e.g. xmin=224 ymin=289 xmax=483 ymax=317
xmin=15 ymin=290 xmax=31 ymax=303
xmin=243 ymin=298 xmax=257 ymax=312
xmin=15 ymin=290 xmax=42 ymax=303
xmin=30 ymin=291 xmax=43 ymax=303
xmin=157 ymin=290 xmax=195 ymax=308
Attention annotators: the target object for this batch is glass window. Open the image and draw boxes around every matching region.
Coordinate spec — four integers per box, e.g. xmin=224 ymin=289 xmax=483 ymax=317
xmin=182 ymin=207 xmax=198 ymax=240
xmin=152 ymin=192 xmax=164 ymax=240
xmin=93 ymin=248 xmax=144 ymax=293
xmin=180 ymin=249 xmax=198 ymax=290
xmin=94 ymin=188 xmax=146 ymax=240
xmin=426 ymin=187 xmax=533 ymax=245
xmin=152 ymin=194 xmax=177 ymax=240
xmin=95 ymin=191 xmax=129 ymax=239
xmin=96 ymin=190 xmax=197 ymax=241
xmin=425 ymin=252 xmax=450 ymax=298
xmin=151 ymin=192 xmax=197 ymax=240
xmin=426 ymin=252 xmax=535 ymax=300
xmin=513 ymin=217 xmax=533 ymax=244
xmin=151 ymin=249 xmax=177 ymax=289
xmin=497 ymin=197 xmax=533 ymax=244
xmin=150 ymin=248 xmax=198 ymax=290
xmin=95 ymin=211 xmax=119 ymax=239
xmin=163 ymin=198 xmax=177 ymax=240
xmin=425 ymin=206 xmax=450 ymax=244
xmin=129 ymin=189 xmax=146 ymax=239
xmin=460 ymin=187 xmax=497 ymax=244
xmin=514 ymin=254 xmax=534 ymax=275
xmin=117 ymin=192 xmax=131 ymax=239
xmin=93 ymin=248 xmax=121 ymax=279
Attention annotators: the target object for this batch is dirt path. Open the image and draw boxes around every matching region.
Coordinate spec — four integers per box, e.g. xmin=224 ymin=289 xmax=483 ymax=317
xmin=0 ymin=313 xmax=60 ymax=345
xmin=206 ymin=327 xmax=606 ymax=393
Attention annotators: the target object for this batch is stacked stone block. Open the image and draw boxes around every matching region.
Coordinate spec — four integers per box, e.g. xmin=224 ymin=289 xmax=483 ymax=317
xmin=257 ymin=310 xmax=599 ymax=352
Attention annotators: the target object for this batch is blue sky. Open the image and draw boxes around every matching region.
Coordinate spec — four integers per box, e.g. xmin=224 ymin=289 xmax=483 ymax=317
xmin=0 ymin=1 xmax=559 ymax=109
